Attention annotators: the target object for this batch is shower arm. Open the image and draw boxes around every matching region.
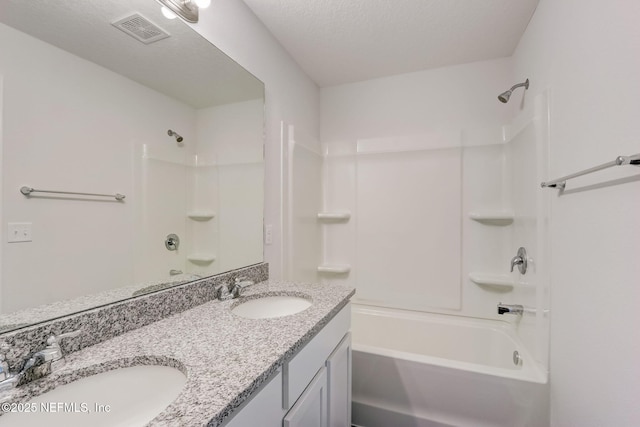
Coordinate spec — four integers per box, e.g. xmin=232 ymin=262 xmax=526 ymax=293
xmin=508 ymin=80 xmax=529 ymax=92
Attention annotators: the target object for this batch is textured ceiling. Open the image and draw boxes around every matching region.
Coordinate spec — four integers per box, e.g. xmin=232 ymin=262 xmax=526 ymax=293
xmin=0 ymin=0 xmax=263 ymax=108
xmin=242 ymin=0 xmax=539 ymax=87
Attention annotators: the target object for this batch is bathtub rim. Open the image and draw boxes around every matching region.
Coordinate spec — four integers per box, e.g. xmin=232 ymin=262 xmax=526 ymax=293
xmin=351 ymin=303 xmax=548 ymax=384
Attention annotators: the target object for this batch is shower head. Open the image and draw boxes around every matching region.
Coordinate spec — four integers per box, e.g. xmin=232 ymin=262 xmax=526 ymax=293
xmin=498 ymin=79 xmax=529 ymax=103
xmin=498 ymin=90 xmax=512 ymax=103
xmin=168 ymin=129 xmax=184 ymax=145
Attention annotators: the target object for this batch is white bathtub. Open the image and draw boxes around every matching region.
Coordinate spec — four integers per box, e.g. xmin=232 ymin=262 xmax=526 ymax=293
xmin=351 ymin=304 xmax=549 ymax=427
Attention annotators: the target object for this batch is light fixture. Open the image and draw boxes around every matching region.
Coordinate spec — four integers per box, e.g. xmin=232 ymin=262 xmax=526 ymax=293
xmin=156 ymin=0 xmax=210 ymax=23
xmin=160 ymin=6 xmax=177 ymax=20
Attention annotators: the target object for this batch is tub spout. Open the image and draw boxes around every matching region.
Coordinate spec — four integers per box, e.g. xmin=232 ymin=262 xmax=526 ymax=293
xmin=497 ymin=302 xmax=524 ymax=315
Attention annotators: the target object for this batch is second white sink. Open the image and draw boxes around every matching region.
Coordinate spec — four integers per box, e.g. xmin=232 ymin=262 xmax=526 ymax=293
xmin=0 ymin=365 xmax=186 ymax=427
xmin=232 ymin=295 xmax=312 ymax=319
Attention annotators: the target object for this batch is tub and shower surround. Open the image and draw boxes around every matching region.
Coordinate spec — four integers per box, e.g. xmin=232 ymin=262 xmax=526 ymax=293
xmin=319 ymin=124 xmax=550 ymax=426
xmin=320 ymin=127 xmax=512 ymax=315
xmin=312 ymin=59 xmax=551 ymax=426
xmin=281 ymin=123 xmax=324 ymax=284
xmin=135 ymin=99 xmax=264 ymax=284
xmin=318 ymin=60 xmax=550 ymax=353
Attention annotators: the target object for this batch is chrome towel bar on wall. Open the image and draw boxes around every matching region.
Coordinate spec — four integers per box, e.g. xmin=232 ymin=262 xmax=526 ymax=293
xmin=541 ymin=153 xmax=640 ymax=190
xmin=20 ymin=186 xmax=126 ymax=201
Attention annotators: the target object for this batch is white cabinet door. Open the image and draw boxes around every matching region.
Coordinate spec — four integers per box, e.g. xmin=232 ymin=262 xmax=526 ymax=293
xmin=327 ymin=333 xmax=351 ymax=427
xmin=225 ymin=370 xmax=284 ymax=427
xmin=285 ymin=304 xmax=351 ymax=409
xmin=284 ymin=367 xmax=328 ymax=427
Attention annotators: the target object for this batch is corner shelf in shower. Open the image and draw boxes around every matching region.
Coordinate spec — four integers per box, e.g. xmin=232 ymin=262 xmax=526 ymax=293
xmin=317 ymin=264 xmax=351 ymax=274
xmin=187 ymin=211 xmax=216 ymax=221
xmin=187 ymin=254 xmax=216 ymax=264
xmin=468 ymin=211 xmax=514 ymax=225
xmin=468 ymin=273 xmax=514 ymax=289
xmin=317 ymin=212 xmax=351 ymax=221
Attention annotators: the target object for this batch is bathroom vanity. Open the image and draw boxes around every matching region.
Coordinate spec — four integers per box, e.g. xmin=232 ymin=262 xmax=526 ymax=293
xmin=225 ymin=305 xmax=351 ymax=427
xmin=0 ymin=270 xmax=354 ymax=427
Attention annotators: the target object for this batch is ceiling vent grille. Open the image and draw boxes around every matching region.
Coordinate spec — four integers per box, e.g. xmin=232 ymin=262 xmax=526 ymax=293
xmin=112 ymin=13 xmax=170 ymax=44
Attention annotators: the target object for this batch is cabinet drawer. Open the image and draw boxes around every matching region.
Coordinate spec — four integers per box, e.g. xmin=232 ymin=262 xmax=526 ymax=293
xmin=284 ymin=303 xmax=351 ymax=408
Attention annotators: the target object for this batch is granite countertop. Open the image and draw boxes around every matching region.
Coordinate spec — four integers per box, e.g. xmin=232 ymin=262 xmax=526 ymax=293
xmin=1 ymin=280 xmax=355 ymax=426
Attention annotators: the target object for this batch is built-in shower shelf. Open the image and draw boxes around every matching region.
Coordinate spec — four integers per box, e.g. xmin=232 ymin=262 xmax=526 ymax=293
xmin=187 ymin=211 xmax=216 ymax=221
xmin=317 ymin=264 xmax=351 ymax=274
xmin=468 ymin=211 xmax=514 ymax=225
xmin=187 ymin=254 xmax=216 ymax=264
xmin=469 ymin=273 xmax=514 ymax=289
xmin=317 ymin=212 xmax=351 ymax=221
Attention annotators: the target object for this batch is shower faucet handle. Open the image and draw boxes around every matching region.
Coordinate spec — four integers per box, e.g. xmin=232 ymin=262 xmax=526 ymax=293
xmin=510 ymin=247 xmax=528 ymax=274
xmin=165 ymin=234 xmax=180 ymax=251
xmin=510 ymin=256 xmax=524 ymax=272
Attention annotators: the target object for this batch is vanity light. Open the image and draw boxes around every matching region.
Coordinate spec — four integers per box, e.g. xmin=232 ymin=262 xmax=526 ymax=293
xmin=161 ymin=6 xmax=178 ymax=20
xmin=156 ymin=0 xmax=210 ymax=23
xmin=193 ymin=0 xmax=211 ymax=8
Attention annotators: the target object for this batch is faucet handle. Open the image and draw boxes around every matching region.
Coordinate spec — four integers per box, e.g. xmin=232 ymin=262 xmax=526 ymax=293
xmin=46 ymin=329 xmax=82 ymax=352
xmin=46 ymin=329 xmax=82 ymax=348
xmin=0 ymin=354 xmax=10 ymax=381
xmin=234 ymin=276 xmax=254 ymax=288
xmin=42 ymin=330 xmax=81 ymax=372
xmin=510 ymin=247 xmax=528 ymax=274
xmin=230 ymin=285 xmax=242 ymax=298
xmin=510 ymin=256 xmax=523 ymax=272
xmin=54 ymin=329 xmax=82 ymax=341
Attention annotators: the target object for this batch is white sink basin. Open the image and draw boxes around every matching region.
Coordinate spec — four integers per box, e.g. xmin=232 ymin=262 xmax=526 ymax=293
xmin=0 ymin=365 xmax=186 ymax=427
xmin=232 ymin=295 xmax=312 ymax=319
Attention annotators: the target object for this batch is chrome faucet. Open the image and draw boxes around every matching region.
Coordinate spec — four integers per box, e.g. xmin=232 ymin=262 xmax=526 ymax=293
xmin=215 ymin=282 xmax=233 ymax=300
xmin=215 ymin=276 xmax=255 ymax=301
xmin=0 ymin=354 xmax=11 ymax=382
xmin=497 ymin=302 xmax=524 ymax=316
xmin=0 ymin=330 xmax=81 ymax=392
xmin=510 ymin=247 xmax=528 ymax=274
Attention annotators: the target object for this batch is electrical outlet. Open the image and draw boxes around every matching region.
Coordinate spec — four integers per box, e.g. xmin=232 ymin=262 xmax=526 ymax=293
xmin=8 ymin=222 xmax=32 ymax=243
xmin=264 ymin=224 xmax=273 ymax=245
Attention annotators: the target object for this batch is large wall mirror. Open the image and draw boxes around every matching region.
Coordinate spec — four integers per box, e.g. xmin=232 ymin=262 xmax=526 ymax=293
xmin=0 ymin=0 xmax=265 ymax=332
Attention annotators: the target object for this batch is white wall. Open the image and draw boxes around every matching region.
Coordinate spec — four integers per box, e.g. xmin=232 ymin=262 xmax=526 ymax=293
xmin=513 ymin=1 xmax=640 ymax=425
xmin=192 ymin=0 xmax=321 ymax=279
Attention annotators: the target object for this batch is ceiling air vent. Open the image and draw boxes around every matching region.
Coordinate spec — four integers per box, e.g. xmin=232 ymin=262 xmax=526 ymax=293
xmin=112 ymin=13 xmax=170 ymax=44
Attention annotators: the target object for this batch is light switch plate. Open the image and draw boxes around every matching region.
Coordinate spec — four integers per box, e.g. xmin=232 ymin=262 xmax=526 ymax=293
xmin=8 ymin=222 xmax=32 ymax=243
xmin=264 ymin=224 xmax=273 ymax=245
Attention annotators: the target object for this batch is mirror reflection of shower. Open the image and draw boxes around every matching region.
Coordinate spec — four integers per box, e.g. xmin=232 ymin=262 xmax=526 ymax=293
xmin=168 ymin=129 xmax=184 ymax=146
xmin=498 ymin=78 xmax=529 ymax=103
